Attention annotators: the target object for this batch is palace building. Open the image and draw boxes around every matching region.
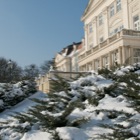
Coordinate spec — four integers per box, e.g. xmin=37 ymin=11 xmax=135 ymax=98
xmin=78 ymin=0 xmax=140 ymax=71
xmin=36 ymin=0 xmax=140 ymax=93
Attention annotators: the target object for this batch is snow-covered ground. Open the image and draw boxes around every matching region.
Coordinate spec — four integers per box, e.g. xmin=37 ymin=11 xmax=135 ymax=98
xmin=0 ymin=64 xmax=140 ymax=140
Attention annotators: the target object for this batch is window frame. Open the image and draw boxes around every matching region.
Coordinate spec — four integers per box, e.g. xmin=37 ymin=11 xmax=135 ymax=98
xmin=88 ymin=22 xmax=93 ymax=34
xmin=98 ymin=14 xmax=103 ymax=26
xmin=103 ymin=55 xmax=109 ymax=68
xmin=116 ymin=0 xmax=121 ymax=12
xmin=110 ymin=4 xmax=115 ymax=17
xmin=133 ymin=15 xmax=140 ymax=31
xmin=95 ymin=59 xmax=100 ymax=71
xmin=112 ymin=50 xmax=118 ymax=65
xmin=134 ymin=49 xmax=140 ymax=63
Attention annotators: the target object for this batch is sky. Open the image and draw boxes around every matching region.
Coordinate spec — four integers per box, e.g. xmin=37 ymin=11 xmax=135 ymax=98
xmin=0 ymin=0 xmax=88 ymax=67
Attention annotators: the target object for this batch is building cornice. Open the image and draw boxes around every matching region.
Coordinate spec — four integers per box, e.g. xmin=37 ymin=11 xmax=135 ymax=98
xmin=81 ymin=0 xmax=106 ymax=22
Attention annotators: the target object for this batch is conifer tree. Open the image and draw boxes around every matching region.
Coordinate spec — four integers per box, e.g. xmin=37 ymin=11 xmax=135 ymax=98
xmin=4 ymin=74 xmax=88 ymax=139
xmin=1 ymin=64 xmax=140 ymax=140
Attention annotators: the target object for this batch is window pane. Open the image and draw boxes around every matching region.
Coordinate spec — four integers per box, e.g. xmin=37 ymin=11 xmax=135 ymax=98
xmin=110 ymin=5 xmax=114 ymax=17
xmin=99 ymin=14 xmax=103 ymax=26
xmin=89 ymin=23 xmax=93 ymax=33
xmin=133 ymin=15 xmax=140 ymax=31
xmin=117 ymin=0 xmax=121 ymax=12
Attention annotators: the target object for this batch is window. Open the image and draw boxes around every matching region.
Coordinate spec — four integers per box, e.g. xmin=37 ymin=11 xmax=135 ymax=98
xmin=82 ymin=65 xmax=86 ymax=71
xmin=134 ymin=49 xmax=140 ymax=63
xmin=110 ymin=4 xmax=115 ymax=17
xmin=109 ymin=31 xmax=114 ymax=36
xmin=114 ymin=28 xmax=118 ymax=33
xmin=103 ymin=56 xmax=109 ymax=68
xmin=119 ymin=25 xmax=124 ymax=31
xmin=133 ymin=15 xmax=140 ymax=31
xmin=112 ymin=51 xmax=118 ymax=65
xmin=87 ymin=63 xmax=92 ymax=71
xmin=110 ymin=25 xmax=124 ymax=36
xmin=88 ymin=22 xmax=93 ymax=33
xmin=99 ymin=14 xmax=103 ymax=26
xmin=95 ymin=59 xmax=100 ymax=71
xmin=116 ymin=0 xmax=121 ymax=12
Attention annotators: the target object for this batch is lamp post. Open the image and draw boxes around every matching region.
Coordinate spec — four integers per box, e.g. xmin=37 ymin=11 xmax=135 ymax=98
xmin=30 ymin=64 xmax=35 ymax=80
xmin=8 ymin=59 xmax=13 ymax=83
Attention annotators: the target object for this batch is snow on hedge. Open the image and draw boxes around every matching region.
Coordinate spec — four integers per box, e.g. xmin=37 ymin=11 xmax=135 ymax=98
xmin=0 ymin=80 xmax=36 ymax=112
xmin=0 ymin=63 xmax=140 ymax=140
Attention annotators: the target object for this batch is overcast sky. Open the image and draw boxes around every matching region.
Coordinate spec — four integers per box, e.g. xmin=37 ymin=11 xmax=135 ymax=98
xmin=0 ymin=0 xmax=88 ymax=67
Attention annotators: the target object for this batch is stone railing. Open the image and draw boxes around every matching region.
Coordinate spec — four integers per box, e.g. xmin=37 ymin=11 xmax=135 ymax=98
xmin=100 ymin=40 xmax=108 ymax=48
xmin=79 ymin=29 xmax=140 ymax=61
xmin=86 ymin=49 xmax=92 ymax=55
xmin=49 ymin=71 xmax=90 ymax=79
xmin=109 ymin=34 xmax=117 ymax=43
xmin=92 ymin=45 xmax=99 ymax=52
xmin=122 ymin=29 xmax=140 ymax=37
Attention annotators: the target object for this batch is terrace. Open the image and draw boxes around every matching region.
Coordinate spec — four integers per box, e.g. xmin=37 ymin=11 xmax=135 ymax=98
xmin=79 ymin=29 xmax=140 ymax=61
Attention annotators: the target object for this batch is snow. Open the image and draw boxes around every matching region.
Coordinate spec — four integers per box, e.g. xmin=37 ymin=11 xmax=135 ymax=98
xmin=84 ymin=127 xmax=113 ymax=139
xmin=70 ymin=74 xmax=112 ymax=90
xmin=0 ymin=92 xmax=46 ymax=120
xmin=56 ymin=127 xmax=89 ymax=140
xmin=0 ymin=63 xmax=140 ymax=140
xmin=135 ymin=70 xmax=140 ymax=74
xmin=0 ymin=100 xmax=4 ymax=106
xmin=97 ymin=94 xmax=135 ymax=114
xmin=21 ymin=131 xmax=52 ymax=140
xmin=67 ymin=108 xmax=90 ymax=122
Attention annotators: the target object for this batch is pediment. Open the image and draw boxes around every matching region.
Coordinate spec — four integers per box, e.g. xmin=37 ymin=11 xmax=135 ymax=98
xmin=82 ymin=0 xmax=94 ymax=18
xmin=82 ymin=0 xmax=101 ymax=20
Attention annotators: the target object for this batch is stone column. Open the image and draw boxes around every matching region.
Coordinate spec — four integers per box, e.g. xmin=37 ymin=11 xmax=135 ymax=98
xmin=122 ymin=46 xmax=127 ymax=64
xmin=130 ymin=47 xmax=134 ymax=64
xmin=118 ymin=46 xmax=122 ymax=65
xmin=84 ymin=65 xmax=86 ymax=72
xmin=84 ymin=25 xmax=88 ymax=51
xmin=109 ymin=51 xmax=112 ymax=68
xmin=92 ymin=59 xmax=95 ymax=70
xmin=100 ymin=56 xmax=103 ymax=69
xmin=102 ymin=7 xmax=109 ymax=40
xmin=122 ymin=0 xmax=129 ymax=29
xmin=92 ymin=17 xmax=98 ymax=46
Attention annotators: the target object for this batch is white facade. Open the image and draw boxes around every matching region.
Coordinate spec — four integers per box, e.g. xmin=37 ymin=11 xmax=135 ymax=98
xmin=36 ymin=0 xmax=140 ymax=93
xmin=79 ymin=0 xmax=140 ymax=71
xmin=55 ymin=42 xmax=83 ymax=73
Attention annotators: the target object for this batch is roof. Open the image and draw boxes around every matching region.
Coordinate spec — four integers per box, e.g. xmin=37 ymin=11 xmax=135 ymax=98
xmin=59 ymin=42 xmax=82 ymax=57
